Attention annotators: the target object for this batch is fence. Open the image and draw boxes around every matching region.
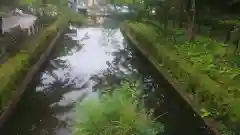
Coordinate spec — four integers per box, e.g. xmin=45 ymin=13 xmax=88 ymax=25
xmin=0 ymin=6 xmax=58 ymax=64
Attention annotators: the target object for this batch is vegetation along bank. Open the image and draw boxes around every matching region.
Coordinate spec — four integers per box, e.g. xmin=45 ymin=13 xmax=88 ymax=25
xmin=0 ymin=11 xmax=85 ymax=127
xmin=121 ymin=20 xmax=240 ymax=134
xmin=73 ymin=80 xmax=164 ymax=135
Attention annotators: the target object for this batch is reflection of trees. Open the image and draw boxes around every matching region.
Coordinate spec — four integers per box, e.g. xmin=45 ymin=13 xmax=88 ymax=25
xmin=51 ymin=59 xmax=69 ymax=69
xmin=0 ymin=82 xmax=74 ymax=135
xmin=43 ymin=64 xmax=89 ymax=93
xmin=57 ymin=36 xmax=78 ymax=57
xmin=42 ymin=28 xmax=92 ymax=90
xmin=122 ymin=39 xmax=209 ymax=135
xmin=50 ymin=35 xmax=77 ymax=60
xmin=35 ymin=50 xmax=86 ymax=95
xmin=1 ymin=21 xmax=210 ymax=135
xmin=92 ymin=28 xmax=139 ymax=90
xmin=1 ymin=51 xmax=91 ymax=134
xmin=102 ymin=17 xmax=122 ymax=29
xmin=101 ymin=27 xmax=116 ymax=35
xmin=53 ymin=28 xmax=88 ymax=59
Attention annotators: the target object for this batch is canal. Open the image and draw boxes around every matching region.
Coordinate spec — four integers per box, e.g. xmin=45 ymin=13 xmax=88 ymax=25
xmin=0 ymin=17 xmax=210 ymax=135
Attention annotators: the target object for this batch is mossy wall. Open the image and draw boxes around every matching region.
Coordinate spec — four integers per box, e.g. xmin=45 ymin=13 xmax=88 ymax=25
xmin=121 ymin=21 xmax=240 ymax=134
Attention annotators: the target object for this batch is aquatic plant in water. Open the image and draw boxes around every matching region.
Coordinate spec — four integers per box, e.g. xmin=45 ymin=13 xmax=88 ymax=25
xmin=73 ymin=80 xmax=163 ymax=135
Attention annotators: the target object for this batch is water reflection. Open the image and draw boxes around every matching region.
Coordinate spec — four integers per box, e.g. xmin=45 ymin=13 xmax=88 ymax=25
xmin=0 ymin=18 xmax=141 ymax=135
xmin=0 ymin=17 xmax=210 ymax=135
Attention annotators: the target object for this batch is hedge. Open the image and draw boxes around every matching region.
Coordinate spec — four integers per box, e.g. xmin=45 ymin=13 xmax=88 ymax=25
xmin=0 ymin=12 xmax=85 ymax=112
xmin=122 ymin=21 xmax=240 ymax=133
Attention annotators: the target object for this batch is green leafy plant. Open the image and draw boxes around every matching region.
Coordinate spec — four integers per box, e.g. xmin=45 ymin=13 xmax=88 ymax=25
xmin=0 ymin=13 xmax=85 ymax=112
xmin=73 ymin=80 xmax=163 ymax=135
xmin=122 ymin=21 xmax=240 ymax=133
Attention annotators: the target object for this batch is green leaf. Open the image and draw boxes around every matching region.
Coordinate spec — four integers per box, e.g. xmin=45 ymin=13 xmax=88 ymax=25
xmin=200 ymin=108 xmax=210 ymax=118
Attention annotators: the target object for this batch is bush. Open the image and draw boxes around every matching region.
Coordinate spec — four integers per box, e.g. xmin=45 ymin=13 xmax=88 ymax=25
xmin=61 ymin=7 xmax=86 ymax=26
xmin=73 ymin=80 xmax=163 ymax=135
xmin=0 ymin=9 xmax=86 ymax=111
xmin=0 ymin=14 xmax=72 ymax=111
xmin=198 ymin=17 xmax=240 ymax=30
xmin=122 ymin=21 xmax=240 ymax=133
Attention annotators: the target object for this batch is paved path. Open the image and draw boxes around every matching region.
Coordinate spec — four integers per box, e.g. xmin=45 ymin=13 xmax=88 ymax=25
xmin=2 ymin=14 xmax=37 ymax=33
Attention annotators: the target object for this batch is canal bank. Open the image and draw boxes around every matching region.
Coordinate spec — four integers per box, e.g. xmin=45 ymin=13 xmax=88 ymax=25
xmin=0 ymin=16 xmax=213 ymax=135
xmin=0 ymin=13 xmax=85 ymax=128
xmin=121 ymin=25 xmax=216 ymax=135
xmin=120 ymin=21 xmax=227 ymax=134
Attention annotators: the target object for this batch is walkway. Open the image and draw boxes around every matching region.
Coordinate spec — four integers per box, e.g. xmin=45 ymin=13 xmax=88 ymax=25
xmin=2 ymin=14 xmax=37 ymax=33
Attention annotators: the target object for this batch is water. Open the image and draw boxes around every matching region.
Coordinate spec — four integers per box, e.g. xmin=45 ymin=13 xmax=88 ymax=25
xmin=0 ymin=17 xmax=210 ymax=135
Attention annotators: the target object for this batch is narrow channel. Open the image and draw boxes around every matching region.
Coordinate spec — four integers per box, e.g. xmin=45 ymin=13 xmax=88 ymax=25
xmin=0 ymin=17 xmax=209 ymax=135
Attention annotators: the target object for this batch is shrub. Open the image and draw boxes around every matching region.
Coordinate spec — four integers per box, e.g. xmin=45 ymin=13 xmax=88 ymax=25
xmin=61 ymin=7 xmax=86 ymax=26
xmin=122 ymin=21 xmax=240 ymax=133
xmin=73 ymin=80 xmax=163 ymax=135
xmin=0 ymin=14 xmax=75 ymax=111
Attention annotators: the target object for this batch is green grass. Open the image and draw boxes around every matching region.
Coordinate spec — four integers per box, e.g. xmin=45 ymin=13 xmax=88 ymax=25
xmin=122 ymin=20 xmax=240 ymax=133
xmin=0 ymin=16 xmax=63 ymax=110
xmin=0 ymin=13 xmax=85 ymax=111
xmin=73 ymin=80 xmax=163 ymax=135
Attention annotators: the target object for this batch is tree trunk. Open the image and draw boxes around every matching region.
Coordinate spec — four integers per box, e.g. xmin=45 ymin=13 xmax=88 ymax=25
xmin=178 ymin=0 xmax=184 ymax=28
xmin=163 ymin=2 xmax=170 ymax=36
xmin=187 ymin=0 xmax=195 ymax=41
xmin=0 ymin=16 xmax=2 ymax=36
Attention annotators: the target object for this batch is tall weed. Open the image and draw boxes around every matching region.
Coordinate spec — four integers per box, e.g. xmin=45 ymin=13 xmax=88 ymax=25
xmin=73 ymin=80 xmax=163 ymax=135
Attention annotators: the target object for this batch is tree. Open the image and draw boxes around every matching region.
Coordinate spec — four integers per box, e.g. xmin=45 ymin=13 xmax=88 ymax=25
xmin=186 ymin=0 xmax=195 ymax=40
xmin=176 ymin=0 xmax=185 ymax=28
xmin=0 ymin=16 xmax=2 ymax=36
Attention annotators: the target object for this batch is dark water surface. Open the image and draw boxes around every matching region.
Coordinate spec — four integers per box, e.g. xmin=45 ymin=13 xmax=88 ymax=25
xmin=0 ymin=17 xmax=209 ymax=135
